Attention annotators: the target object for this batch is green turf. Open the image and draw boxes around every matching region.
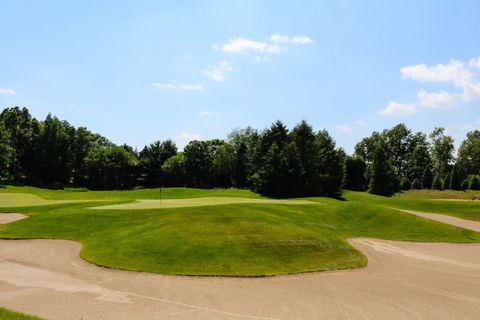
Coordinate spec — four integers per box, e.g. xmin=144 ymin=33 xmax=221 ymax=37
xmin=0 ymin=308 xmax=44 ymax=320
xmin=0 ymin=186 xmax=479 ymax=276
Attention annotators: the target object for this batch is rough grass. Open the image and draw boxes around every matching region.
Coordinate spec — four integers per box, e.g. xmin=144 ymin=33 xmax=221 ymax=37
xmin=0 ymin=308 xmax=43 ymax=320
xmin=0 ymin=186 xmax=479 ymax=276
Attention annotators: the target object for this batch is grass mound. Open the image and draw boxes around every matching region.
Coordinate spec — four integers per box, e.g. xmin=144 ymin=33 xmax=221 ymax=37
xmin=0 ymin=186 xmax=479 ymax=276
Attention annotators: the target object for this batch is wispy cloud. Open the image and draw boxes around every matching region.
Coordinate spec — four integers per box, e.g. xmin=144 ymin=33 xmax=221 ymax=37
xmin=174 ymin=132 xmax=203 ymax=149
xmin=417 ymin=90 xmax=453 ymax=108
xmin=356 ymin=120 xmax=366 ymax=127
xmin=153 ymin=82 xmax=204 ymax=91
xmin=221 ymin=37 xmax=284 ymax=54
xmin=0 ymin=88 xmax=17 ymax=95
xmin=199 ymin=111 xmax=228 ymax=117
xmin=380 ymin=56 xmax=480 ymax=116
xmin=203 ymin=61 xmax=236 ymax=82
xmin=401 ymin=57 xmax=480 ymax=102
xmin=336 ymin=125 xmax=352 ymax=133
xmin=220 ymin=34 xmax=313 ymax=55
xmin=379 ymin=102 xmax=416 ymax=116
xmin=269 ymin=34 xmax=314 ymax=45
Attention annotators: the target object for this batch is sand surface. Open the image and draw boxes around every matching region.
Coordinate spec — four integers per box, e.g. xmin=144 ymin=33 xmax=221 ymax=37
xmin=92 ymin=197 xmax=314 ymax=210
xmin=0 ymin=213 xmax=27 ymax=224
xmin=0 ymin=237 xmax=480 ymax=319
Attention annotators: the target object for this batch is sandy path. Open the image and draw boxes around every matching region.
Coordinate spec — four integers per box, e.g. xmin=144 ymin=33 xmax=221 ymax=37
xmin=396 ymin=209 xmax=480 ymax=232
xmin=0 ymin=213 xmax=27 ymax=224
xmin=0 ymin=237 xmax=480 ymax=320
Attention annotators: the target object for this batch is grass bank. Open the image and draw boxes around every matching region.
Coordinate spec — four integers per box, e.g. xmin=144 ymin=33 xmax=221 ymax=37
xmin=0 ymin=186 xmax=479 ymax=276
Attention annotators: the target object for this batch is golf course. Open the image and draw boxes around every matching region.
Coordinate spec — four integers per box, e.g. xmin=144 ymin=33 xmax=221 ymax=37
xmin=1 ymin=186 xmax=480 ymax=319
xmin=1 ymin=186 xmax=479 ymax=276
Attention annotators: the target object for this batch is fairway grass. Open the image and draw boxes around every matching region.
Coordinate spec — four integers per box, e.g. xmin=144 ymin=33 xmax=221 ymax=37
xmin=0 ymin=193 xmax=79 ymax=208
xmin=93 ymin=196 xmax=315 ymax=209
xmin=0 ymin=186 xmax=479 ymax=276
xmin=0 ymin=308 xmax=43 ymax=320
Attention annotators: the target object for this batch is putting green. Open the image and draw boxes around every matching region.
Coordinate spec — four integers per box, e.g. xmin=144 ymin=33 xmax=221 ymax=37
xmin=92 ymin=196 xmax=315 ymax=210
xmin=0 ymin=193 xmax=78 ymax=208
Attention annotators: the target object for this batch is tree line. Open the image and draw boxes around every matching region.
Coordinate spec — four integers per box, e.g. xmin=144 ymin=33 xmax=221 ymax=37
xmin=1 ymin=106 xmax=479 ymax=197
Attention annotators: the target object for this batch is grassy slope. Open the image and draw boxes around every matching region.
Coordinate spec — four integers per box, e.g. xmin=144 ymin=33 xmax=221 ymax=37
xmin=387 ymin=190 xmax=480 ymax=221
xmin=0 ymin=186 xmax=479 ymax=276
xmin=0 ymin=308 xmax=43 ymax=320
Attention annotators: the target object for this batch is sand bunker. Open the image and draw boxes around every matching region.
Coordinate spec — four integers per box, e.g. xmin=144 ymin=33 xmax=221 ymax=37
xmin=0 ymin=238 xmax=480 ymax=320
xmin=92 ymin=197 xmax=314 ymax=210
xmin=0 ymin=213 xmax=28 ymax=224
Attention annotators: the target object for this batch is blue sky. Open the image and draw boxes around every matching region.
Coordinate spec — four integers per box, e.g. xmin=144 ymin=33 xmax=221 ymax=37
xmin=1 ymin=1 xmax=479 ymax=152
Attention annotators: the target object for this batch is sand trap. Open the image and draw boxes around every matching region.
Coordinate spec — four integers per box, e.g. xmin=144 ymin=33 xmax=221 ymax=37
xmin=0 ymin=213 xmax=28 ymax=224
xmin=395 ymin=208 xmax=480 ymax=232
xmin=1 ymin=238 xmax=480 ymax=320
xmin=92 ymin=197 xmax=314 ymax=210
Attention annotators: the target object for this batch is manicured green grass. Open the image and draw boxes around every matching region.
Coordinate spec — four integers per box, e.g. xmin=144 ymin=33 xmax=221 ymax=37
xmin=387 ymin=190 xmax=480 ymax=221
xmin=0 ymin=308 xmax=43 ymax=320
xmin=0 ymin=186 xmax=479 ymax=276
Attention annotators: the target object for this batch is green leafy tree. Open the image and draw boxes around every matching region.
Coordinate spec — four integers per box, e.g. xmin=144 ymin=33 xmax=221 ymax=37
xmin=411 ymin=178 xmax=422 ymax=189
xmin=429 ymin=127 xmax=454 ymax=180
xmin=0 ymin=107 xmax=40 ymax=179
xmin=37 ymin=114 xmax=75 ymax=185
xmin=457 ymin=130 xmax=480 ymax=178
xmin=407 ymin=144 xmax=431 ymax=184
xmin=368 ymin=143 xmax=398 ymax=196
xmin=139 ymin=140 xmax=177 ymax=186
xmin=0 ymin=123 xmax=14 ymax=178
xmin=470 ymin=175 xmax=480 ymax=190
xmin=84 ymin=145 xmax=139 ymax=189
xmin=161 ymin=153 xmax=186 ymax=186
xmin=432 ymin=175 xmax=444 ymax=190
xmin=344 ymin=155 xmax=367 ymax=191
xmin=422 ymin=164 xmax=434 ymax=189
xmin=234 ymin=142 xmax=248 ymax=188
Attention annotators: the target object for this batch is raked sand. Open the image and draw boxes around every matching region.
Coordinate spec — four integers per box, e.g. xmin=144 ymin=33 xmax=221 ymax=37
xmin=2 ymin=207 xmax=480 ymax=319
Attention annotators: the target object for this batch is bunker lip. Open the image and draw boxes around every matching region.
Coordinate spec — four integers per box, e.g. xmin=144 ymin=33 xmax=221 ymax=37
xmin=0 ymin=213 xmax=28 ymax=224
xmin=90 ymin=197 xmax=315 ymax=210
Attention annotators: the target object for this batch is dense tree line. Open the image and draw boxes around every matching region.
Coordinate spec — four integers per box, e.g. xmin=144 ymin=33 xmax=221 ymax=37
xmin=1 ymin=106 xmax=480 ymax=197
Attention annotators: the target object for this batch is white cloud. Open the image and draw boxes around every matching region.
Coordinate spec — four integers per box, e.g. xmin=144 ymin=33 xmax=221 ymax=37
xmin=203 ymin=61 xmax=236 ymax=82
xmin=174 ymin=132 xmax=203 ymax=149
xmin=417 ymin=90 xmax=454 ymax=108
xmin=356 ymin=120 xmax=366 ymax=127
xmin=220 ymin=34 xmax=313 ymax=55
xmin=379 ymin=102 xmax=416 ymax=116
xmin=153 ymin=82 xmax=204 ymax=91
xmin=0 ymin=88 xmax=16 ymax=95
xmin=336 ymin=125 xmax=352 ymax=133
xmin=401 ymin=60 xmax=472 ymax=86
xmin=199 ymin=111 xmax=227 ymax=117
xmin=290 ymin=35 xmax=314 ymax=45
xmin=255 ymin=56 xmax=269 ymax=63
xmin=221 ymin=37 xmax=284 ymax=54
xmin=269 ymin=34 xmax=289 ymax=43
xmin=469 ymin=57 xmax=480 ymax=69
